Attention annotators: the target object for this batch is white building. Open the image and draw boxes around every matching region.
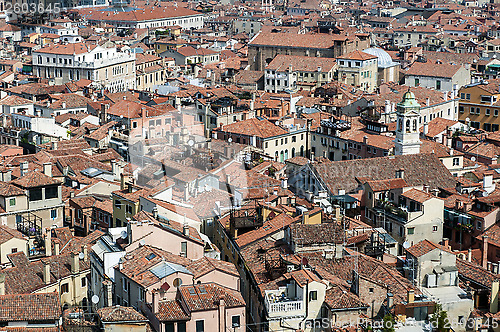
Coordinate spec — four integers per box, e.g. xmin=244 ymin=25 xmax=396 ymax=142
xmin=84 ymin=5 xmax=204 ymax=30
xmin=33 ymin=43 xmax=135 ymax=92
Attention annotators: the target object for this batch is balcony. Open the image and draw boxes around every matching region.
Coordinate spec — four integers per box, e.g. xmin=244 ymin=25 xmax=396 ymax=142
xmin=264 ymin=289 xmax=304 ymax=318
xmin=375 ymin=200 xmax=408 ymax=222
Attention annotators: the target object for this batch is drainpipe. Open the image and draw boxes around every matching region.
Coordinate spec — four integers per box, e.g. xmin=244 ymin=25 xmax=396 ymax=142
xmin=299 ymin=279 xmax=310 ymax=329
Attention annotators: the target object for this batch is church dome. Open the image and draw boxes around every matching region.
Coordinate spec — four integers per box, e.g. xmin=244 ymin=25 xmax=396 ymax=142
xmin=362 ymin=47 xmax=398 ymax=68
xmin=398 ymin=89 xmax=420 ymax=108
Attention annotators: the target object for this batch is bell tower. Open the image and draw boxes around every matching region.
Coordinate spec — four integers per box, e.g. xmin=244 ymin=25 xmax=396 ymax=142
xmin=395 ymin=89 xmax=421 ymax=155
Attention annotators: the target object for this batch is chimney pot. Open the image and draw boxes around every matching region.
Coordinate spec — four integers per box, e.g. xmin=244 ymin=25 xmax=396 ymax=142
xmin=43 ymin=261 xmax=51 ymax=285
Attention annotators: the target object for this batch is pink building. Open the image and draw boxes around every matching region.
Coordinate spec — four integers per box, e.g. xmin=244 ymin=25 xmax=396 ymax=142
xmin=148 ymin=283 xmax=246 ymax=332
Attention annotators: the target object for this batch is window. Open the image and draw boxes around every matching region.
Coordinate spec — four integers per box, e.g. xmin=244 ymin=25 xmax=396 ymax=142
xmin=122 ymin=277 xmax=128 ymax=292
xmin=126 ymin=205 xmax=133 ymax=214
xmin=460 ymin=93 xmax=465 ymax=99
xmin=432 ymin=226 xmax=438 ymax=232
xmin=61 ymin=283 xmax=69 ymax=293
xmin=115 ymin=199 xmax=121 ymax=209
xmin=453 ymin=158 xmax=460 ymax=166
xmin=496 ymin=109 xmax=499 ymax=117
xmin=232 ymin=315 xmax=241 ymax=328
xmin=81 ymin=277 xmax=87 ymax=287
xmin=408 ymin=227 xmax=415 ymax=235
xmin=436 ymin=80 xmax=441 ymax=90
xmin=486 ymin=109 xmax=491 ymax=116
xmin=173 ymin=278 xmax=182 ymax=287
xmin=11 ymin=248 xmax=17 ymax=253
xmin=369 ymin=288 xmax=374 ymax=293
xmin=29 ymin=188 xmax=43 ymax=201
xmin=9 ymin=198 xmax=15 ymax=206
xmin=178 ymin=322 xmax=186 ymax=332
xmin=50 ymin=209 xmax=57 ymax=219
xmin=309 ymin=290 xmax=318 ymax=301
xmin=44 ymin=185 xmax=57 ymax=200
xmin=196 ymin=320 xmax=204 ymax=332
xmin=470 ymin=107 xmax=475 ymax=114
xmin=132 ymin=122 xmax=138 ymax=128
xmin=181 ymin=241 xmax=187 ymax=257
xmin=415 ymin=78 xmax=419 ymax=86
xmin=292 ymin=136 xmax=296 ymax=142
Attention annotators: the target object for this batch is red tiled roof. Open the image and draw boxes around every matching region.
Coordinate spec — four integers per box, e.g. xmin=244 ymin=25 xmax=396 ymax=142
xmin=220 ymin=117 xmax=287 ymax=139
xmin=0 ymin=292 xmax=61 ymax=322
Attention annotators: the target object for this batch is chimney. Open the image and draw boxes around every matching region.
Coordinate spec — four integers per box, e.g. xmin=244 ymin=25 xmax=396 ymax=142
xmin=0 ymin=274 xmax=5 ymax=295
xmin=43 ymin=260 xmax=51 ymax=285
xmin=54 ymin=242 xmax=60 ymax=256
xmin=51 ymin=141 xmax=58 ymax=150
xmin=442 ymin=238 xmax=449 ymax=249
xmin=43 ymin=163 xmax=52 ymax=177
xmin=387 ymin=292 xmax=394 ymax=309
xmin=20 ymin=161 xmax=28 ymax=177
xmin=183 ymin=223 xmax=189 ymax=236
xmin=363 ymin=136 xmax=368 ymax=145
xmin=152 ymin=290 xmax=160 ymax=313
xmin=218 ymin=297 xmax=226 ymax=332
xmin=45 ymin=230 xmax=52 ymax=257
xmin=396 ymin=168 xmax=404 ymax=179
xmin=423 ymin=185 xmax=429 ymax=193
xmin=483 ymin=236 xmax=489 ymax=269
xmin=443 ymin=91 xmax=448 ymax=101
xmin=423 ymin=122 xmax=429 ymax=135
xmin=426 ymin=98 xmax=430 ymax=106
xmin=1 ymin=169 xmax=12 ymax=182
xmin=491 ymin=280 xmax=499 ymax=314
xmin=281 ymin=177 xmax=288 ymax=189
xmin=302 ymin=211 xmax=310 ymax=224
xmin=71 ymin=252 xmax=79 ymax=274
xmin=104 ymin=280 xmax=113 ymax=307
xmin=385 ymin=100 xmax=391 ymax=114
xmin=484 ymin=174 xmax=494 ymax=191
xmin=152 ymin=207 xmax=158 ymax=219
xmin=467 ymin=248 xmax=472 ymax=262
xmin=81 ymin=245 xmax=88 ymax=262
xmin=111 ymin=160 xmax=120 ymax=181
xmin=407 ymin=290 xmax=415 ymax=304
xmin=62 ymin=101 xmax=67 ymax=109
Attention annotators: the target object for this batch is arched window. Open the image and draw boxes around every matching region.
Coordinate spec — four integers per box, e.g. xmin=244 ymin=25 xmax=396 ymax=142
xmin=284 ymin=149 xmax=288 ymax=160
xmin=406 ymin=119 xmax=410 ymax=133
xmin=413 ymin=119 xmax=417 ymax=132
xmin=292 ymin=147 xmax=295 ymax=157
xmin=300 ymin=145 xmax=304 ymax=156
xmin=173 ymin=278 xmax=182 ymax=287
xmin=398 ymin=119 xmax=402 ymax=131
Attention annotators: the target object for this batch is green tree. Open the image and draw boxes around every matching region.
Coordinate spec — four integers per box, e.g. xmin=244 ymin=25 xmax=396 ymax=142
xmin=430 ymin=303 xmax=450 ymax=332
xmin=382 ymin=314 xmax=396 ymax=332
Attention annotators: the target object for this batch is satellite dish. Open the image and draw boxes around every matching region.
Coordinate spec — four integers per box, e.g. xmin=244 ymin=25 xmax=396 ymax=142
xmin=471 ymin=156 xmax=476 ymax=162
xmin=466 ymin=117 xmax=470 ymax=122
xmin=121 ymin=230 xmax=128 ymax=239
xmin=91 ymin=295 xmax=100 ymax=304
xmin=228 ymin=138 xmax=232 ymax=143
xmin=188 ymin=139 xmax=194 ymax=147
xmin=403 ymin=241 xmax=410 ymax=249
xmin=326 ymin=206 xmax=333 ymax=213
xmin=78 ymin=252 xmax=85 ymax=260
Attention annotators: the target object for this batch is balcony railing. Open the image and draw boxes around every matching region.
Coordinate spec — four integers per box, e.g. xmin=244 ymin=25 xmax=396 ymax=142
xmin=375 ymin=200 xmax=408 ymax=221
xmin=264 ymin=289 xmax=304 ymax=316
xmin=267 ymin=300 xmax=303 ymax=313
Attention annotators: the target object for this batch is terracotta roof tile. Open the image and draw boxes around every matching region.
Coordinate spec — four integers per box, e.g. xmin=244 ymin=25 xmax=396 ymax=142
xmin=0 ymin=293 xmax=61 ymax=322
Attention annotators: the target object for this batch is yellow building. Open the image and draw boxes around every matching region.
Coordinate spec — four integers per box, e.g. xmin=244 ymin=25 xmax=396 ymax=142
xmin=337 ymin=50 xmax=378 ymax=93
xmin=458 ymin=80 xmax=500 ymax=132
